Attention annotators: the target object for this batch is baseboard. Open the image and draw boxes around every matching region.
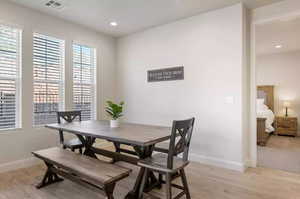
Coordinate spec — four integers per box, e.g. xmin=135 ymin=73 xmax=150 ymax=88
xmin=0 ymin=149 xmax=247 ymax=174
xmin=244 ymin=158 xmax=254 ymax=168
xmin=189 ymin=153 xmax=247 ymax=172
xmin=0 ymin=157 xmax=41 ymax=174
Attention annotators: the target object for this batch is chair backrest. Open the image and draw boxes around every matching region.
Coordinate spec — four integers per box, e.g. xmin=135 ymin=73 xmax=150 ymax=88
xmin=167 ymin=117 xmax=195 ymax=169
xmin=57 ymin=111 xmax=82 ymax=124
xmin=57 ymin=111 xmax=82 ymax=144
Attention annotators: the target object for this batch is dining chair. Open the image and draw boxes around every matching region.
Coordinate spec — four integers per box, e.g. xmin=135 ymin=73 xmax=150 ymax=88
xmin=57 ymin=111 xmax=84 ymax=154
xmin=137 ymin=118 xmax=195 ymax=199
xmin=154 ymin=120 xmax=192 ymax=182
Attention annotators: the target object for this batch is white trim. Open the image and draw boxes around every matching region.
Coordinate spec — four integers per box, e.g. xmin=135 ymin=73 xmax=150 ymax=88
xmin=253 ymin=11 xmax=300 ymax=25
xmin=32 ymin=29 xmax=69 ymax=42
xmin=0 ymin=157 xmax=41 ymax=174
xmin=189 ymin=153 xmax=246 ymax=172
xmin=244 ymin=159 xmax=253 ymax=168
xmin=0 ymin=20 xmax=24 ymax=30
xmin=16 ymin=28 xmax=23 ymax=129
xmin=0 ymin=24 xmax=22 ymax=130
xmin=60 ymin=37 xmax=66 ymax=111
xmin=72 ymin=39 xmax=98 ymax=49
xmin=249 ymin=21 xmax=257 ymax=168
xmin=92 ymin=48 xmax=97 ymax=120
xmin=72 ymin=43 xmax=97 ymax=120
xmin=32 ymin=33 xmax=65 ymax=126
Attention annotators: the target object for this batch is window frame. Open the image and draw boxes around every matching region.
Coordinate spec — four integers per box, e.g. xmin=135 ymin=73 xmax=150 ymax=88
xmin=32 ymin=32 xmax=65 ymax=126
xmin=0 ymin=24 xmax=22 ymax=131
xmin=72 ymin=42 xmax=97 ymax=121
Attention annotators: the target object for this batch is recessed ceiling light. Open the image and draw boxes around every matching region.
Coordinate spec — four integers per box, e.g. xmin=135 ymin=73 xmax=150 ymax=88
xmin=275 ymin=45 xmax=282 ymax=49
xmin=110 ymin=22 xmax=118 ymax=27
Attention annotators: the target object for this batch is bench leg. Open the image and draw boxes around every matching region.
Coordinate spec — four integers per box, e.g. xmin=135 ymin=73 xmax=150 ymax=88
xmin=36 ymin=163 xmax=64 ymax=189
xmin=104 ymin=183 xmax=116 ymax=199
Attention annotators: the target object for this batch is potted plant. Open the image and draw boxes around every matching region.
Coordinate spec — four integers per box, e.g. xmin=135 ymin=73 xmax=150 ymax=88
xmin=105 ymin=101 xmax=124 ymax=128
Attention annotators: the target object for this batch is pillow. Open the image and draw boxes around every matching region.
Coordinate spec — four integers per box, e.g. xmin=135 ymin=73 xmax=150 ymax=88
xmin=261 ymin=104 xmax=269 ymax=111
xmin=257 ymin=98 xmax=265 ymax=110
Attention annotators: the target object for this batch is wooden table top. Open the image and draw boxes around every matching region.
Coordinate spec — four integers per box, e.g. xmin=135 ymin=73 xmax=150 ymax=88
xmin=46 ymin=120 xmax=172 ymax=146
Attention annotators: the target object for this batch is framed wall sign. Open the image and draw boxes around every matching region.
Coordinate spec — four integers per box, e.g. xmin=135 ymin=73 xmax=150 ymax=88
xmin=147 ymin=66 xmax=184 ymax=82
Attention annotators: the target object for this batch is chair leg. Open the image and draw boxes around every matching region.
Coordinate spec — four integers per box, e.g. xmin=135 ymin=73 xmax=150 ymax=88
xmin=159 ymin=173 xmax=163 ymax=183
xmin=112 ymin=142 xmax=121 ymax=163
xmin=79 ymin=147 xmax=83 ymax=154
xmin=165 ymin=173 xmax=172 ymax=199
xmin=180 ymin=169 xmax=191 ymax=199
xmin=138 ymin=168 xmax=149 ymax=199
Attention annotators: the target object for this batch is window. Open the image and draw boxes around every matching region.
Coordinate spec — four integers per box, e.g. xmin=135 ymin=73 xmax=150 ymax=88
xmin=33 ymin=33 xmax=65 ymax=126
xmin=72 ymin=44 xmax=96 ymax=121
xmin=0 ymin=25 xmax=21 ymax=130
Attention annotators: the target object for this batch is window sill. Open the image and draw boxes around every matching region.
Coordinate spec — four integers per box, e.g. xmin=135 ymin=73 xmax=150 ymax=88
xmin=0 ymin=128 xmax=23 ymax=134
xmin=32 ymin=125 xmax=48 ymax=130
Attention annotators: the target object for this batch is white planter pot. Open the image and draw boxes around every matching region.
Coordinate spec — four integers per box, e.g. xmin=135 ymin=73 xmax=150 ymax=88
xmin=110 ymin=119 xmax=120 ymax=128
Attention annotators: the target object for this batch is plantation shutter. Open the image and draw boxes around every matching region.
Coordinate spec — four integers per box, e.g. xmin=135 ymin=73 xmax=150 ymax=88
xmin=0 ymin=25 xmax=21 ymax=130
xmin=72 ymin=44 xmax=96 ymax=121
xmin=33 ymin=33 xmax=65 ymax=126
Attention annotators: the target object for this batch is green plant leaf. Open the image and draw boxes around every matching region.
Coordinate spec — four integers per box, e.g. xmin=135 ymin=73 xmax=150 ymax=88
xmin=105 ymin=100 xmax=125 ymax=119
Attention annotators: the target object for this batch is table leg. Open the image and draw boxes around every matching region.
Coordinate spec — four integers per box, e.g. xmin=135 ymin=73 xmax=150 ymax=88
xmin=77 ymin=135 xmax=98 ymax=159
xmin=125 ymin=145 xmax=161 ymax=199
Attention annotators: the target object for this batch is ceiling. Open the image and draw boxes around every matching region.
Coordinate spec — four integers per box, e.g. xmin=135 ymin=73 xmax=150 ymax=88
xmin=8 ymin=0 xmax=283 ymax=37
xmin=256 ymin=15 xmax=300 ymax=56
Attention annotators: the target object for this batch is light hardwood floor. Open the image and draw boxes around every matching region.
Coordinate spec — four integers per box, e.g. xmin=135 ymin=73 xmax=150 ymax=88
xmin=2 ymin=142 xmax=300 ymax=199
xmin=1 ymin=159 xmax=300 ymax=199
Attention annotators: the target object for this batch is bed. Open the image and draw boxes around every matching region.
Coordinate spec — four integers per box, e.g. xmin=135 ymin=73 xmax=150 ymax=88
xmin=257 ymin=85 xmax=275 ymax=146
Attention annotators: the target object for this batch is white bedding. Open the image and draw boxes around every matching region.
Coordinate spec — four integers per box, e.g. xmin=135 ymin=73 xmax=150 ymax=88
xmin=257 ymin=99 xmax=275 ymax=133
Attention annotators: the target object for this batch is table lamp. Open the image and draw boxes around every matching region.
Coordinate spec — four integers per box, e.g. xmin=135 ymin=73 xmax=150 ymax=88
xmin=283 ymin=101 xmax=291 ymax=117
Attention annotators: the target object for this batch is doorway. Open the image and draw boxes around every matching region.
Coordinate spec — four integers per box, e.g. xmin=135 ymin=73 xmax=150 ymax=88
xmin=254 ymin=15 xmax=300 ymax=173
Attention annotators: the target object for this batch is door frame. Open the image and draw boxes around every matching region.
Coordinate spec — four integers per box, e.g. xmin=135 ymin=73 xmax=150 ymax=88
xmin=249 ymin=11 xmax=300 ymax=167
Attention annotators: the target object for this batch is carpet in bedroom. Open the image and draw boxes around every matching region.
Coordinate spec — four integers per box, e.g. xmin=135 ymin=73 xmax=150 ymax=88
xmin=258 ymin=135 xmax=300 ymax=173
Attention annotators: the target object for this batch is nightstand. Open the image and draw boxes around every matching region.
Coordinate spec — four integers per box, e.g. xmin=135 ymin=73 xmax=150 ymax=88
xmin=275 ymin=116 xmax=298 ymax=137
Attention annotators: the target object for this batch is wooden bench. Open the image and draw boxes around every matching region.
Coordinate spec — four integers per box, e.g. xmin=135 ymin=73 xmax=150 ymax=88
xmin=32 ymin=147 xmax=131 ymax=199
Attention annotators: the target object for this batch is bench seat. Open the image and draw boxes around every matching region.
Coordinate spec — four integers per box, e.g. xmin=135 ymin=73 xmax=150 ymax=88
xmin=32 ymin=147 xmax=131 ymax=198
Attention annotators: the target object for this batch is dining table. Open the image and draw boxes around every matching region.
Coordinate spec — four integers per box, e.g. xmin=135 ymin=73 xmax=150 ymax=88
xmin=45 ymin=120 xmax=171 ymax=199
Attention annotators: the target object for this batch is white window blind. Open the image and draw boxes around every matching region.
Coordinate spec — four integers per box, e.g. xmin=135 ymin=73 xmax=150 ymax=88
xmin=73 ymin=44 xmax=96 ymax=121
xmin=33 ymin=33 xmax=65 ymax=126
xmin=0 ymin=25 xmax=21 ymax=130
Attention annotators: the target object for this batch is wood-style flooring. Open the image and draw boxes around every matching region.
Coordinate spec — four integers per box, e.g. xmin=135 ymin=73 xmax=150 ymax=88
xmin=1 ymin=159 xmax=300 ymax=198
xmin=1 ymin=142 xmax=300 ymax=199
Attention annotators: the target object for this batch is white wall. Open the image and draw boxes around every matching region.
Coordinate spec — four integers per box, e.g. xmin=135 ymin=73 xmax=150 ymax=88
xmin=0 ymin=0 xmax=116 ymax=165
xmin=117 ymin=4 xmax=249 ymax=171
xmin=257 ymin=51 xmax=300 ymax=135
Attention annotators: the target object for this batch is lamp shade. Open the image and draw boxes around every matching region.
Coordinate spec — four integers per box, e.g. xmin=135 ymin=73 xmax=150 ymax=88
xmin=283 ymin=101 xmax=291 ymax=108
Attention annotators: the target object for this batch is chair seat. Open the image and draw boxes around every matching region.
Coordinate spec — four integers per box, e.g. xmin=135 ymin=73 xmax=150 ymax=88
xmin=138 ymin=153 xmax=189 ymax=173
xmin=63 ymin=138 xmax=83 ymax=149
